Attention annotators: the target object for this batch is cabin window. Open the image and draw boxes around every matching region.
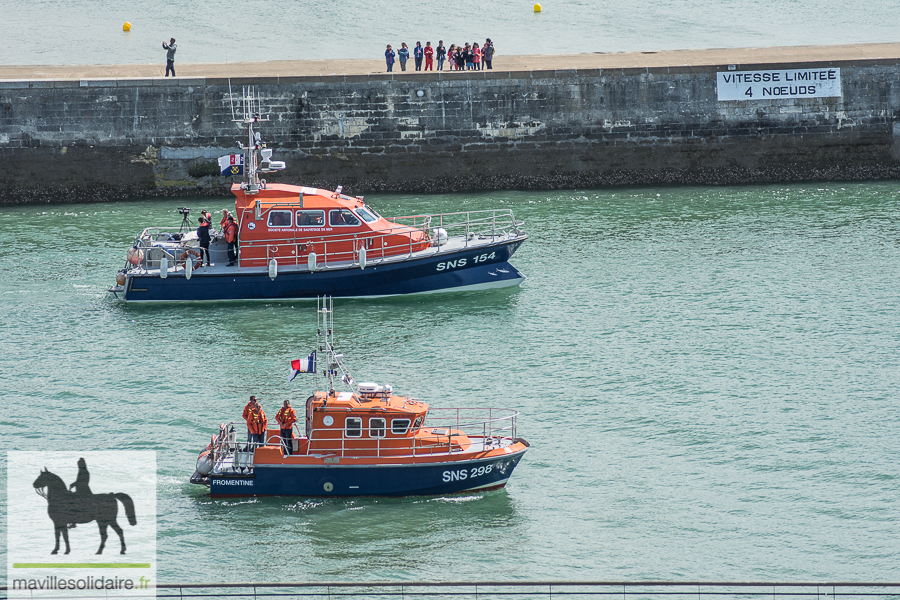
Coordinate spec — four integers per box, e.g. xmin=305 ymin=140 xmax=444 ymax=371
xmin=345 ymin=417 xmax=362 ymax=437
xmin=391 ymin=418 xmax=411 ymax=435
xmin=329 ymin=209 xmax=361 ymax=227
xmin=364 ymin=204 xmax=383 ymax=220
xmin=369 ymin=418 xmax=386 ymax=438
xmin=355 ymin=207 xmax=378 ymax=223
xmin=267 ymin=210 xmax=292 ymax=227
xmin=296 ymin=210 xmax=325 ymax=227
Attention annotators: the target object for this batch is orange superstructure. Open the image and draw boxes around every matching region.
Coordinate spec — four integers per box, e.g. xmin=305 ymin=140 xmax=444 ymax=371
xmin=232 ymin=183 xmax=429 ymax=269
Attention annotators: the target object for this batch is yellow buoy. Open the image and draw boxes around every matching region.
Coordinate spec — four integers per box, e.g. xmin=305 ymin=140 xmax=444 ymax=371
xmin=533 ymin=3 xmax=541 ymax=11
xmin=123 ymin=21 xmax=132 ymax=31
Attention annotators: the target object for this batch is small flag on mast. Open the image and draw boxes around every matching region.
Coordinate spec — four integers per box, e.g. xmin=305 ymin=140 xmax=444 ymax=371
xmin=218 ymin=153 xmax=244 ymax=176
xmin=289 ymin=351 xmax=317 ymax=382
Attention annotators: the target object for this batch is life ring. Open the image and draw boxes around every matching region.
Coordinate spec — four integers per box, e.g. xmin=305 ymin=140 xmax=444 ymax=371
xmin=179 ymin=249 xmax=202 ymax=269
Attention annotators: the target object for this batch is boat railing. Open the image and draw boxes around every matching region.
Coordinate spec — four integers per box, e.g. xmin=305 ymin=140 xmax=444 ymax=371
xmin=209 ymin=409 xmax=519 ymax=461
xmin=255 ymin=208 xmax=523 ymax=269
xmin=386 ymin=208 xmax=523 ymax=238
xmin=303 ymin=407 xmax=519 ymax=458
xmin=127 ymin=227 xmax=208 ymax=271
xmin=126 ymin=209 xmax=524 ymax=272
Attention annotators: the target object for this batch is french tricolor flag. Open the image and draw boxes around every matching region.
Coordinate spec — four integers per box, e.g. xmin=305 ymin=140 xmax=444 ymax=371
xmin=288 ymin=351 xmax=317 ymax=382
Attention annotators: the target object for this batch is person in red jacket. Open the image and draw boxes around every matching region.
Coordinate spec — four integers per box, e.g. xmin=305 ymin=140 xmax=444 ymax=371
xmin=276 ymin=400 xmax=298 ymax=455
xmin=424 ymin=42 xmax=434 ymax=71
xmin=223 ymin=215 xmax=238 ymax=266
xmin=243 ymin=396 xmax=268 ymax=449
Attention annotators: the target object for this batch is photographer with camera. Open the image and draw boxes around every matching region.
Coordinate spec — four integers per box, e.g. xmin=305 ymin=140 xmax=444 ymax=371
xmin=197 ymin=216 xmax=212 ymax=267
xmin=162 ymin=38 xmax=177 ymax=77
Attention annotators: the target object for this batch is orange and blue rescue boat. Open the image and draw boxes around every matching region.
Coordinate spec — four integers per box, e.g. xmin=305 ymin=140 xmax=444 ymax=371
xmin=190 ymin=298 xmax=529 ymax=498
xmin=110 ymin=88 xmax=527 ymax=302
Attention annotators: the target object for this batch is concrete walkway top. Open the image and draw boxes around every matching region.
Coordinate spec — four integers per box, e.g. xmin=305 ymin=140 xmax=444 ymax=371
xmin=1 ymin=43 xmax=899 ymax=81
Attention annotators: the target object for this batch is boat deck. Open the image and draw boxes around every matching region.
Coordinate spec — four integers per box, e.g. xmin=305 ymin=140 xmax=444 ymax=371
xmin=129 ymin=231 xmax=521 ymax=278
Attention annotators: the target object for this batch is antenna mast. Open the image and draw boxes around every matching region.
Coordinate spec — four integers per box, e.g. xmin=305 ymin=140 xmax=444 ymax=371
xmin=234 ymin=86 xmax=285 ymax=196
xmin=316 ymin=297 xmax=355 ymax=395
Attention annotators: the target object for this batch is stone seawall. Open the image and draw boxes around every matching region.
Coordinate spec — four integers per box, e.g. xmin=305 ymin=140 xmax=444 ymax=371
xmin=2 ymin=51 xmax=900 ymax=204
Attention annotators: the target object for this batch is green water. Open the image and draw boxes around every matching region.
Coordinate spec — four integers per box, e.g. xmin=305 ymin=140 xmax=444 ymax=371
xmin=1 ymin=182 xmax=899 ymax=582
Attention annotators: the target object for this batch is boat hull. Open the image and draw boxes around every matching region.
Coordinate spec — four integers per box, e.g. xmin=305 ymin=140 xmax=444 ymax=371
xmin=119 ymin=239 xmax=525 ymax=302
xmin=206 ymin=450 xmax=526 ymax=498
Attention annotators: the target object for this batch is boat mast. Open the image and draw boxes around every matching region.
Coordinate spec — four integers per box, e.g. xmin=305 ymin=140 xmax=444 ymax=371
xmin=316 ymin=297 xmax=356 ymax=396
xmin=234 ymin=86 xmax=285 ymax=198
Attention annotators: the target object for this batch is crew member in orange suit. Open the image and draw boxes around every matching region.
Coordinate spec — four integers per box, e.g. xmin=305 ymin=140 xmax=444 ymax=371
xmin=223 ymin=215 xmax=238 ymax=266
xmin=276 ymin=400 xmax=298 ymax=455
xmin=243 ymin=396 xmax=267 ymax=448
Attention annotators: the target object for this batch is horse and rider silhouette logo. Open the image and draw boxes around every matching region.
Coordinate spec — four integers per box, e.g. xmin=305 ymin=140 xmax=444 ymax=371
xmin=32 ymin=457 xmax=137 ymax=555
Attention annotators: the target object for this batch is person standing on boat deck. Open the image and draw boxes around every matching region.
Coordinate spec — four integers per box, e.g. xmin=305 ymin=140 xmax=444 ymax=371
xmin=424 ymin=42 xmax=434 ymax=71
xmin=398 ymin=43 xmax=409 ymax=71
xmin=162 ymin=38 xmax=176 ymax=77
xmin=414 ymin=41 xmax=424 ymax=71
xmin=243 ymin=396 xmax=267 ymax=449
xmin=196 ymin=217 xmax=212 ymax=266
xmin=384 ymin=44 xmax=395 ymax=72
xmin=201 ymin=210 xmax=215 ymax=234
xmin=223 ymin=215 xmax=238 ymax=266
xmin=219 ymin=209 xmax=234 ymax=238
xmin=276 ymin=400 xmax=298 ymax=455
xmin=436 ymin=41 xmax=446 ymax=70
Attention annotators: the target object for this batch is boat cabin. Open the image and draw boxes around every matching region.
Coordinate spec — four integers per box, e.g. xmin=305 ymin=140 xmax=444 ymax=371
xmin=252 ymin=385 xmax=472 ymax=461
xmin=232 ymin=184 xmax=430 ymax=268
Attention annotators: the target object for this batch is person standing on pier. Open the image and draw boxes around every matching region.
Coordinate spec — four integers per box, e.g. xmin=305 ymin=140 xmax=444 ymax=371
xmin=414 ymin=42 xmax=424 ymax=71
xmin=398 ymin=43 xmax=409 ymax=71
xmin=162 ymin=38 xmax=177 ymax=77
xmin=483 ymin=39 xmax=494 ymax=70
xmin=385 ymin=44 xmax=395 ymax=72
xmin=463 ymin=43 xmax=474 ymax=70
xmin=436 ymin=41 xmax=446 ymax=70
xmin=424 ymin=42 xmax=434 ymax=71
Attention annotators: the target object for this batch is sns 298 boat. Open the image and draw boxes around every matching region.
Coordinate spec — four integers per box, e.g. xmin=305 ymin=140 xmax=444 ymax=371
xmin=109 ymin=89 xmax=527 ymax=302
xmin=189 ymin=298 xmax=529 ymax=497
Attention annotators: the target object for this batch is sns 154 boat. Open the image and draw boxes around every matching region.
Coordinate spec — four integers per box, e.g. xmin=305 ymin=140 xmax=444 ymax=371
xmin=189 ymin=298 xmax=529 ymax=498
xmin=109 ymin=88 xmax=527 ymax=302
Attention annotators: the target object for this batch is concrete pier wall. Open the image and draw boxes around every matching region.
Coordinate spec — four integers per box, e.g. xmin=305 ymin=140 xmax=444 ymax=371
xmin=1 ymin=53 xmax=899 ymax=204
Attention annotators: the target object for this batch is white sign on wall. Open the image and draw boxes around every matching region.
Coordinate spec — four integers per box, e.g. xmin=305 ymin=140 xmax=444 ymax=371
xmin=717 ymin=68 xmax=842 ymax=101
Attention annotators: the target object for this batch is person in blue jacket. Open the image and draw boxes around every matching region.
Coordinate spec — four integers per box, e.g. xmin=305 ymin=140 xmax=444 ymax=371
xmin=436 ymin=41 xmax=446 ymax=70
xmin=414 ymin=42 xmax=424 ymax=71
xmin=385 ymin=44 xmax=395 ymax=72
xmin=398 ymin=43 xmax=409 ymax=71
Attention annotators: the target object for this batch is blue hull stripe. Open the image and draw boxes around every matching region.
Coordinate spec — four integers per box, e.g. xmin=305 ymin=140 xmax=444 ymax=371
xmin=125 ymin=240 xmax=524 ymax=302
xmin=209 ymin=452 xmax=525 ymax=497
